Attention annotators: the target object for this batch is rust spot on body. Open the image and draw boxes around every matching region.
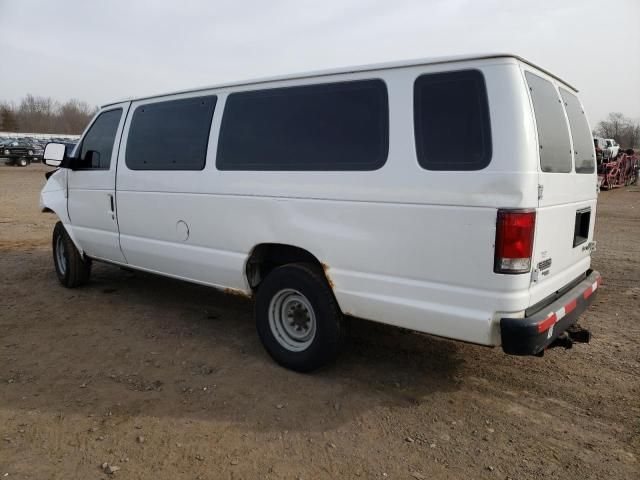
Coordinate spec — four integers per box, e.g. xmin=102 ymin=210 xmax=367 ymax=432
xmin=223 ymin=287 xmax=252 ymax=299
xmin=321 ymin=262 xmax=335 ymax=289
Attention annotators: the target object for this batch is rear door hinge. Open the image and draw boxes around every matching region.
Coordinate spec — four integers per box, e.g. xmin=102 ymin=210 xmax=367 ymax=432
xmin=537 ymin=184 xmax=544 ymax=200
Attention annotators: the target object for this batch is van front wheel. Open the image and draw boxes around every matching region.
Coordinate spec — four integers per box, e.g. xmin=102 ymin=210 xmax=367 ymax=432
xmin=52 ymin=222 xmax=91 ymax=288
xmin=255 ymin=263 xmax=344 ymax=372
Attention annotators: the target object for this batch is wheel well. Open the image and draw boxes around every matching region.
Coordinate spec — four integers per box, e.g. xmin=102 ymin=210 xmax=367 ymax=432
xmin=246 ymin=243 xmax=329 ymax=290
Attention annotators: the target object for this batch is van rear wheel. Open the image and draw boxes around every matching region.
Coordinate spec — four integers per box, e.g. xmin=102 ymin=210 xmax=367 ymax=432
xmin=255 ymin=263 xmax=344 ymax=372
xmin=52 ymin=221 xmax=91 ymax=288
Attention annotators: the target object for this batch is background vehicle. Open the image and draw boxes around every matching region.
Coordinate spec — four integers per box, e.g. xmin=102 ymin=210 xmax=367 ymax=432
xmin=61 ymin=141 xmax=77 ymax=156
xmin=3 ymin=139 xmax=44 ymax=166
xmin=605 ymin=138 xmax=620 ymax=159
xmin=40 ymin=54 xmax=601 ymax=371
xmin=593 ymin=137 xmax=608 ymax=162
xmin=1 ymin=135 xmax=78 ymax=166
xmin=597 ymin=148 xmax=639 ymax=189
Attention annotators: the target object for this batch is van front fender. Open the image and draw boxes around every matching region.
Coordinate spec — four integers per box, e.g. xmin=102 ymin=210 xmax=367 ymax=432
xmin=40 ymin=177 xmax=84 ymax=256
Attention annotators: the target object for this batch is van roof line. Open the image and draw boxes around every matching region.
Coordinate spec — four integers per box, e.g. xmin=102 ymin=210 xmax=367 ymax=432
xmin=101 ymin=53 xmax=577 ymax=108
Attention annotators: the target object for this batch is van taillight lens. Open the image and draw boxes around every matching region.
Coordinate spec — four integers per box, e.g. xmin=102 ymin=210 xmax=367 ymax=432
xmin=494 ymin=210 xmax=536 ymax=274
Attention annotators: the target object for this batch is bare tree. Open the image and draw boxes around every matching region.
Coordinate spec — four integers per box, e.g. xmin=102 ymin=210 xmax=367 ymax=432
xmin=0 ymin=95 xmax=96 ymax=134
xmin=17 ymin=94 xmax=58 ymax=132
xmin=0 ymin=103 xmax=19 ymax=131
xmin=594 ymin=112 xmax=640 ymax=149
xmin=627 ymin=123 xmax=640 ymax=150
xmin=58 ymin=99 xmax=96 ymax=134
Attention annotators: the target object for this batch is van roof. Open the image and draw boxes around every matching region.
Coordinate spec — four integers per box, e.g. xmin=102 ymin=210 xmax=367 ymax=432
xmin=102 ymin=53 xmax=577 ymax=107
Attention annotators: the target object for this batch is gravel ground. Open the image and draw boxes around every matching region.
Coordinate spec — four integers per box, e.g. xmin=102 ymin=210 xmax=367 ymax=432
xmin=0 ymin=164 xmax=638 ymax=479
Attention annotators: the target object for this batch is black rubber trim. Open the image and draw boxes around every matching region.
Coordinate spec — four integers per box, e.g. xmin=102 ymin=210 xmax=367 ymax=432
xmin=525 ymin=271 xmax=589 ymax=317
xmin=501 ymin=270 xmax=600 ymax=355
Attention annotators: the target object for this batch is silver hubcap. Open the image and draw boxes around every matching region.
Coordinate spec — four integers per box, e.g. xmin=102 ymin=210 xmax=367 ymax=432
xmin=55 ymin=235 xmax=67 ymax=275
xmin=268 ymin=289 xmax=316 ymax=352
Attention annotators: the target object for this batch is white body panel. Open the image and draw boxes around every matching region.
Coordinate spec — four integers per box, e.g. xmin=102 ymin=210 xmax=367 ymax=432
xmin=40 ymin=54 xmax=598 ymax=348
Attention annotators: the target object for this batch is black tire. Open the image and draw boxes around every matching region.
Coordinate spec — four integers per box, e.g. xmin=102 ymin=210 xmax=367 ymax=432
xmin=52 ymin=221 xmax=91 ymax=288
xmin=255 ymin=262 xmax=344 ymax=372
xmin=17 ymin=157 xmax=28 ymax=167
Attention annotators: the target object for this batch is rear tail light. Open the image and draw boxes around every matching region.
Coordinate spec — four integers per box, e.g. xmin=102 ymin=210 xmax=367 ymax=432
xmin=494 ymin=209 xmax=536 ymax=274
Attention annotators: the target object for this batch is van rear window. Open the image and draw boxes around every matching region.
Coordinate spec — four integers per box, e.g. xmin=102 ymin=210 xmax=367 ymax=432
xmin=559 ymin=89 xmax=596 ymax=174
xmin=413 ymin=69 xmax=492 ymax=171
xmin=216 ymin=80 xmax=388 ymax=171
xmin=126 ymin=96 xmax=216 ymax=171
xmin=525 ymin=72 xmax=572 ymax=173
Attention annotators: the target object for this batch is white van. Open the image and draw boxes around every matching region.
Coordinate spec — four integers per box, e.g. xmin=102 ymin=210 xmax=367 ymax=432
xmin=41 ymin=54 xmax=602 ymax=371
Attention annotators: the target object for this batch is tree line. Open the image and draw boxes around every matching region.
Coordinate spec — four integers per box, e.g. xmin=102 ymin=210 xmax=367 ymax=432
xmin=0 ymin=94 xmax=97 ymax=135
xmin=593 ymin=112 xmax=640 ymax=149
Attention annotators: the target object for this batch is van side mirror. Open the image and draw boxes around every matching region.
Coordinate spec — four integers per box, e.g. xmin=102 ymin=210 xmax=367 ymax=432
xmin=43 ymin=142 xmax=66 ymax=167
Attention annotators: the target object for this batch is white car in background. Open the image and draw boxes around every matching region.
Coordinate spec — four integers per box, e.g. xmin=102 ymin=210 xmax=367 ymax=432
xmin=605 ymin=139 xmax=620 ymax=159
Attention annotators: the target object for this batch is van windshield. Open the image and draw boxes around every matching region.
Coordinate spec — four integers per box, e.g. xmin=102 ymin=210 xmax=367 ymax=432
xmin=560 ymin=89 xmax=595 ymax=173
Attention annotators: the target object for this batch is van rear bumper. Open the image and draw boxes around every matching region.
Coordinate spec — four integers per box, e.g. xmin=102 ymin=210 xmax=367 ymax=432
xmin=501 ymin=270 xmax=601 ymax=355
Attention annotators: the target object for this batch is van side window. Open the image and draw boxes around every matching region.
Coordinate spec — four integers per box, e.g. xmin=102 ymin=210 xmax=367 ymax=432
xmin=78 ymin=109 xmax=122 ymax=170
xmin=559 ymin=89 xmax=596 ymax=174
xmin=126 ymin=96 xmax=217 ymax=171
xmin=413 ymin=70 xmax=492 ymax=171
xmin=525 ymin=72 xmax=572 ymax=173
xmin=216 ymin=80 xmax=388 ymax=171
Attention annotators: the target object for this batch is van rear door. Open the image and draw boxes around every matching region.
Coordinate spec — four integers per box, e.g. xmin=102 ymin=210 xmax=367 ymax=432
xmin=524 ymin=70 xmax=598 ymax=306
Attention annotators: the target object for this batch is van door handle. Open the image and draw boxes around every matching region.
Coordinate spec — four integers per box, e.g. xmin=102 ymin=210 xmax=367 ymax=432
xmin=108 ymin=194 xmax=115 ymax=220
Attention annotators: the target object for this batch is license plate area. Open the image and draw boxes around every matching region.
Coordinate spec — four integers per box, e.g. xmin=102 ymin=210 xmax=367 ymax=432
xmin=573 ymin=208 xmax=591 ymax=248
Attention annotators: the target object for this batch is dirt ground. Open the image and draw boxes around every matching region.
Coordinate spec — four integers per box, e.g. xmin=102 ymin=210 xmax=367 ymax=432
xmin=0 ymin=164 xmax=638 ymax=480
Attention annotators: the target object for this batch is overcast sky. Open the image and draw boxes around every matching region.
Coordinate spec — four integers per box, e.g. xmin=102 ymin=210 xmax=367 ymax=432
xmin=0 ymin=0 xmax=638 ymax=124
